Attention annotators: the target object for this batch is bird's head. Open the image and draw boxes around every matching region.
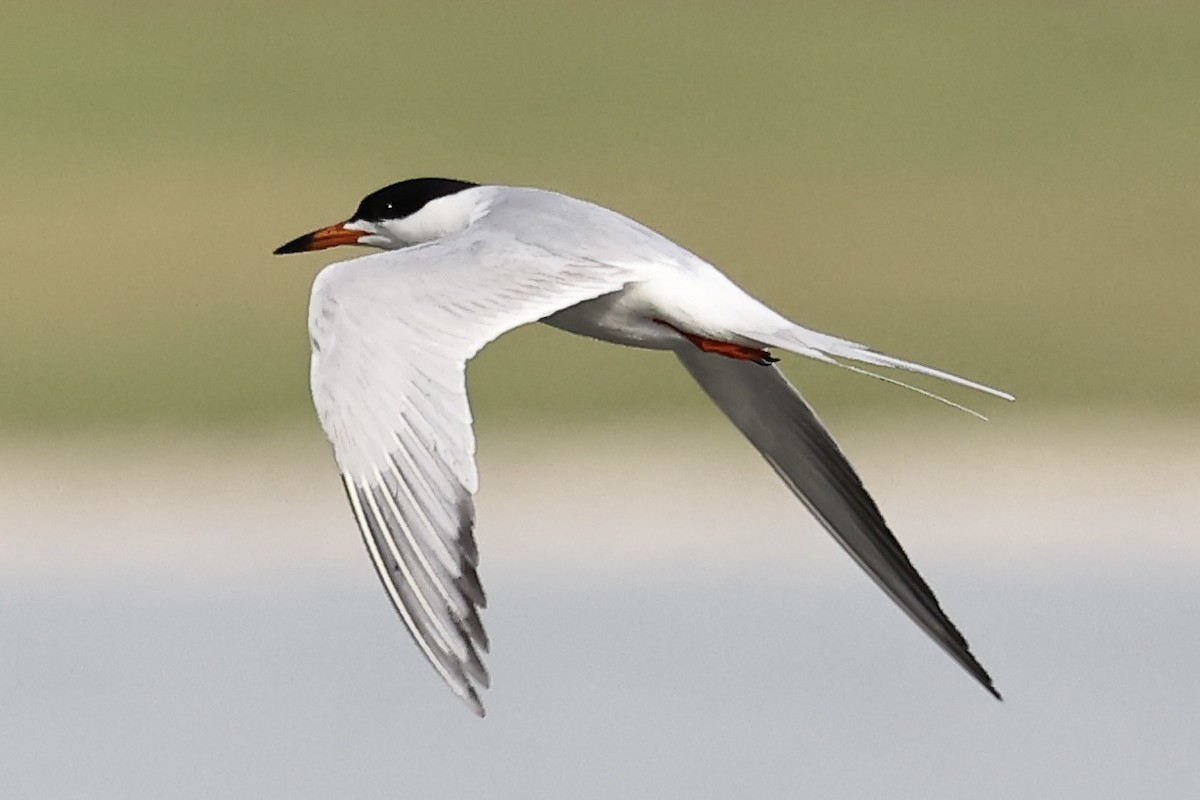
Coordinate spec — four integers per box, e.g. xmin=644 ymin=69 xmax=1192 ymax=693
xmin=273 ymin=177 xmax=481 ymax=254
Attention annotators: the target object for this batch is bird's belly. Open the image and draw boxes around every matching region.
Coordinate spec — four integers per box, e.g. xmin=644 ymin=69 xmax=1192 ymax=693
xmin=542 ymin=289 xmax=682 ymax=349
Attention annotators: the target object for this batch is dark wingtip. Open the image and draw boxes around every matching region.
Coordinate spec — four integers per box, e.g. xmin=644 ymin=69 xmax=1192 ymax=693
xmin=273 ymin=232 xmax=315 ymax=255
xmin=963 ymin=652 xmax=1003 ymax=701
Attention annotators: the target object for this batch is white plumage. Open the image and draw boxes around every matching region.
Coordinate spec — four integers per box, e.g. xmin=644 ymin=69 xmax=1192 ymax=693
xmin=278 ymin=180 xmax=1011 ymax=716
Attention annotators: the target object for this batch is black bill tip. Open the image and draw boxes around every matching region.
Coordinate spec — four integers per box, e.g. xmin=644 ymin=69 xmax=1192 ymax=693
xmin=273 ymin=232 xmax=316 ymax=255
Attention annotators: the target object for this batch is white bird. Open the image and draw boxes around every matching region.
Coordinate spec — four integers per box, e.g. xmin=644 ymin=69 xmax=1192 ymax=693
xmin=274 ymin=178 xmax=1011 ymax=716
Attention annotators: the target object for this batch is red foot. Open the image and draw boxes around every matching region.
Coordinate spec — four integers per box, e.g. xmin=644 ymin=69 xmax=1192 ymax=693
xmin=654 ymin=320 xmax=778 ymax=365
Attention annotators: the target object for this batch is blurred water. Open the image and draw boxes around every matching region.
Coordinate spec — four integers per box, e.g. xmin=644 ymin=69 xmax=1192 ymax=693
xmin=2 ymin=418 xmax=1197 ymax=798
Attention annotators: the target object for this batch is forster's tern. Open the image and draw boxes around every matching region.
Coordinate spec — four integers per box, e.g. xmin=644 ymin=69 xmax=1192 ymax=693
xmin=274 ymin=178 xmax=1011 ymax=716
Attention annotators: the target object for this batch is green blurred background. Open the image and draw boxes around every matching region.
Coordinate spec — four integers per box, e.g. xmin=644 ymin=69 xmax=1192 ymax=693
xmin=3 ymin=1 xmax=1197 ymax=433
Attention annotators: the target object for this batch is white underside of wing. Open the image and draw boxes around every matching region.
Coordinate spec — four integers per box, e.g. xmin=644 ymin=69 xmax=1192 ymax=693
xmin=308 ymin=235 xmax=647 ymax=715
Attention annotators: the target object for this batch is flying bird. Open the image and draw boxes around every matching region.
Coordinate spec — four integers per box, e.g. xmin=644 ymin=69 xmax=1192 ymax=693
xmin=274 ymin=177 xmax=1010 ymax=716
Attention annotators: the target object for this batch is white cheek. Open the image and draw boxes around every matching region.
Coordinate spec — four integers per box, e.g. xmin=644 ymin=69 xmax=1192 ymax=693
xmin=358 ymin=234 xmax=394 ymax=249
xmin=382 ymin=191 xmax=479 ymax=244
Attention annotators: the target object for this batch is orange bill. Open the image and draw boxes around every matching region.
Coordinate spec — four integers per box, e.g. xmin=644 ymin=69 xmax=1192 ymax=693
xmin=273 ymin=222 xmax=363 ymax=254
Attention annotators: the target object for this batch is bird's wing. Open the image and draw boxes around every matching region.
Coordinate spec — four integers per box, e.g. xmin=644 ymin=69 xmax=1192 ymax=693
xmin=309 ymin=241 xmax=643 ymax=715
xmin=675 ymin=347 xmax=1000 ymax=698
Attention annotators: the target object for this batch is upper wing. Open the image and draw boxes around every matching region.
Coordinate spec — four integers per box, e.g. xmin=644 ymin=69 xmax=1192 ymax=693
xmin=675 ymin=347 xmax=1000 ymax=699
xmin=309 ymin=239 xmax=642 ymax=715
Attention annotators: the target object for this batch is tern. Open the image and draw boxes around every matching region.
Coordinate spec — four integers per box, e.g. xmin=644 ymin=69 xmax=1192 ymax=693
xmin=274 ymin=177 xmax=1011 ymax=716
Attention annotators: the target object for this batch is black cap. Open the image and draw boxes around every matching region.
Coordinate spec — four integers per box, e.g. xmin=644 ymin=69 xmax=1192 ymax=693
xmin=352 ymin=178 xmax=479 ymax=223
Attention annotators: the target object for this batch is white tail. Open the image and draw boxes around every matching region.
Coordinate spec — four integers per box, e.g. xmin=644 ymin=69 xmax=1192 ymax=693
xmin=759 ymin=325 xmax=1014 ymax=415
